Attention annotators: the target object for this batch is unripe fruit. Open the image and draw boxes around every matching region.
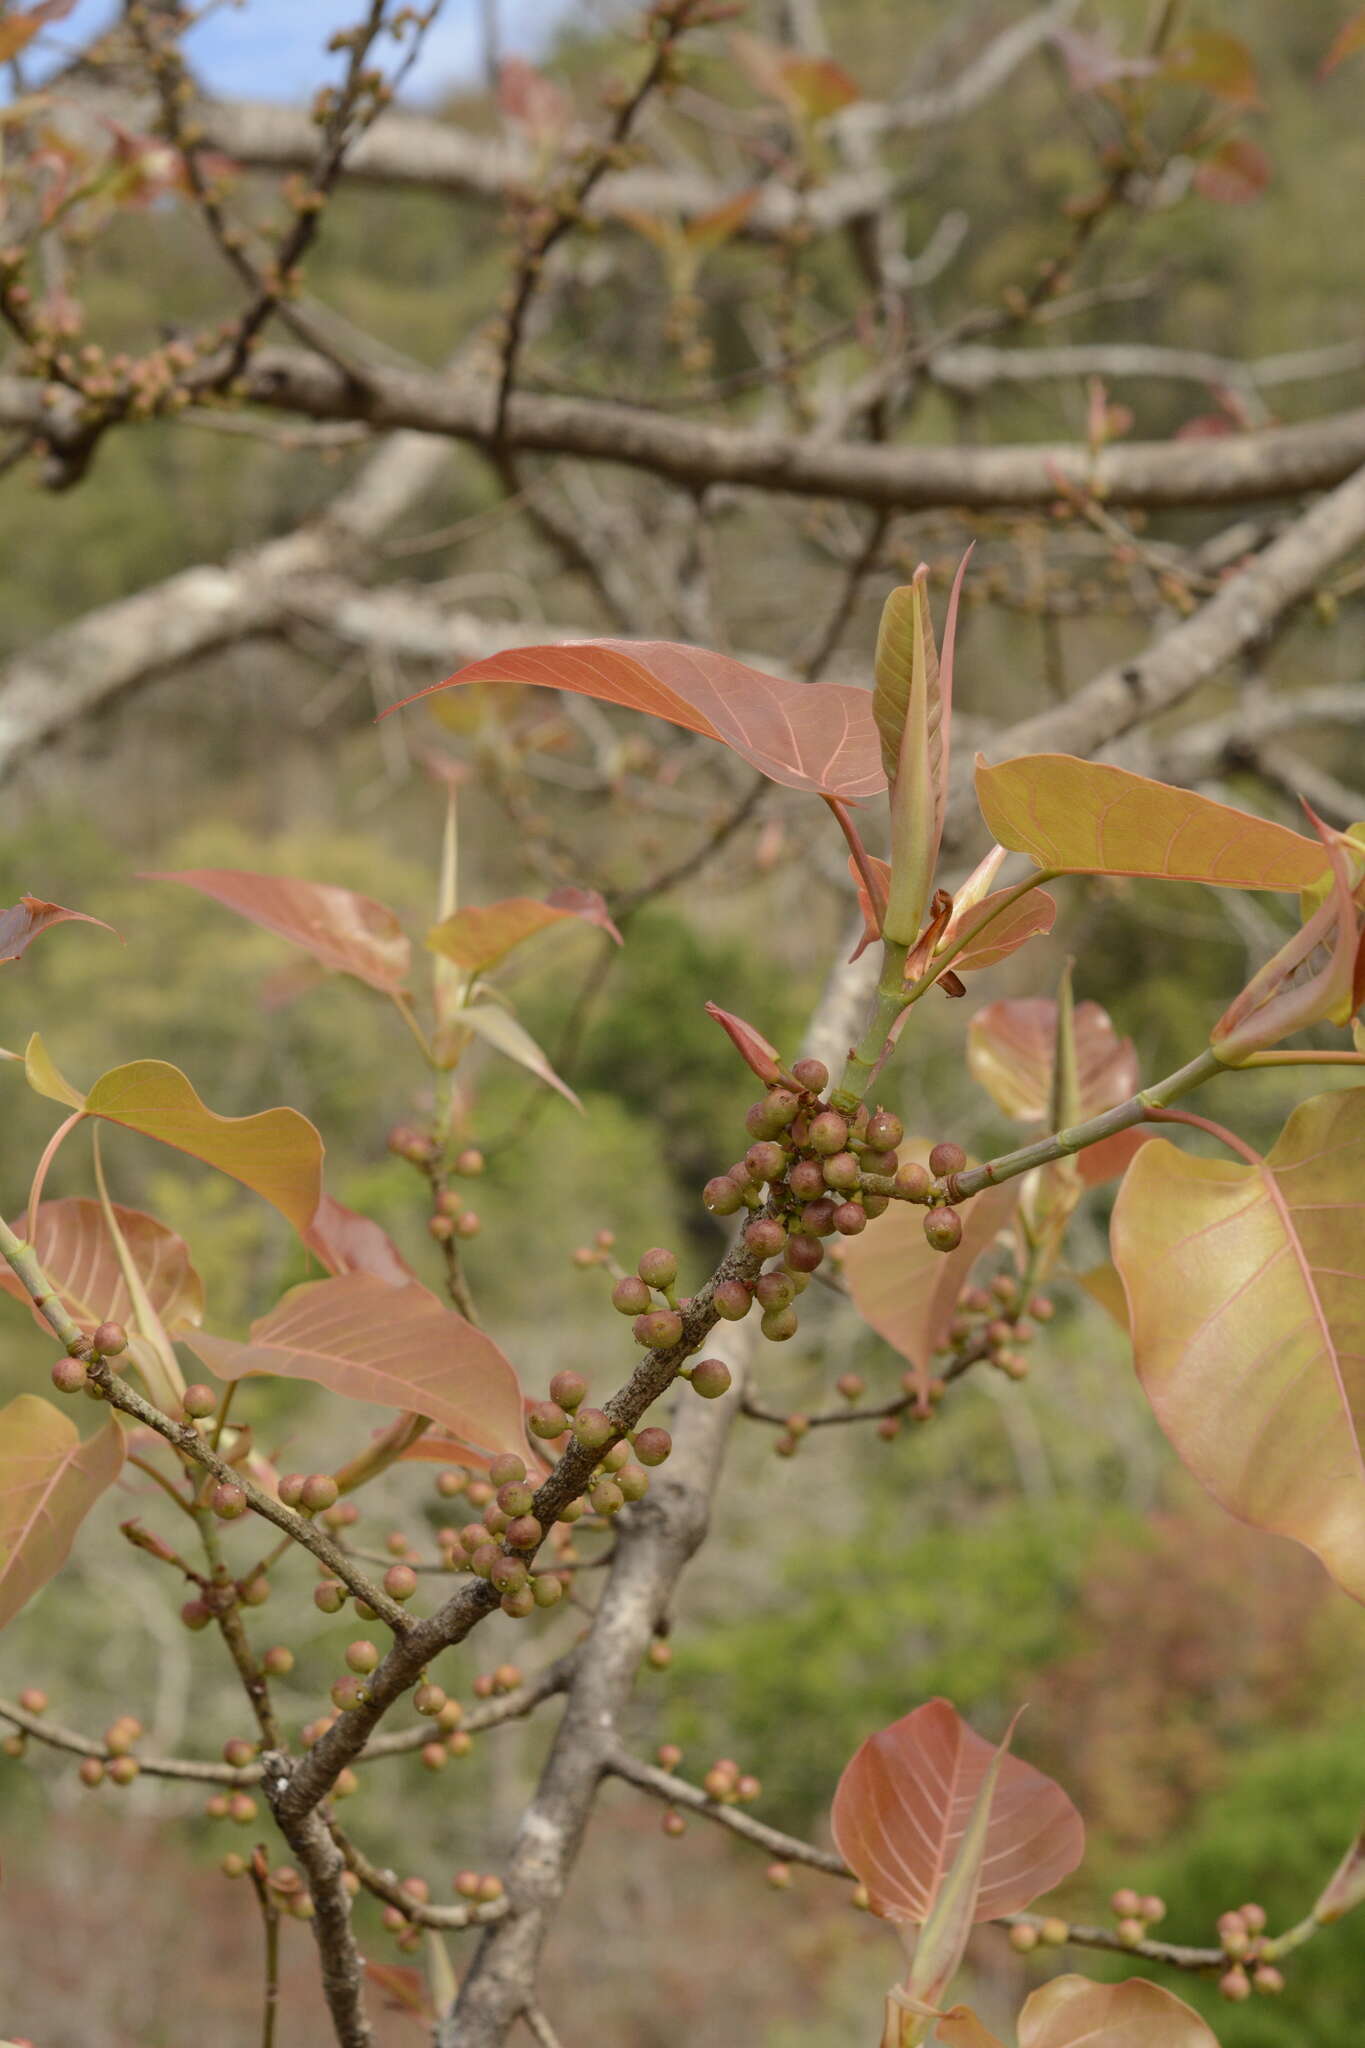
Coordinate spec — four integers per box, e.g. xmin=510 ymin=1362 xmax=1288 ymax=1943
xmin=862 ymin=1194 xmax=889 ymax=1218
xmin=501 ymin=1585 xmax=535 ymax=1617
xmin=505 ymin=1514 xmax=542 ymax=1549
xmin=384 ymin=1564 xmax=418 ymax=1602
xmin=929 ymin=1141 xmax=967 ymax=1177
xmin=345 ymin=1640 xmax=380 ymax=1674
xmin=702 ymin=1176 xmax=744 ymax=1216
xmin=429 ymin=1213 xmax=455 ymax=1242
xmin=388 ymin=1125 xmax=432 ymax=1163
xmin=92 ymin=1320 xmax=128 ymax=1358
xmin=616 ymin=1463 xmax=649 ymax=1502
xmin=689 ymin=1358 xmax=732 ymax=1399
xmin=755 ymin=1271 xmax=796 ymax=1312
xmin=923 ymin=1208 xmax=963 ymax=1253
xmin=799 ymin=1199 xmax=837 ymax=1237
xmin=894 ymin=1161 xmax=933 ymax=1202
xmin=1116 ymin=1917 xmax=1145 ymax=1947
xmin=822 ymin=1151 xmax=861 ymax=1192
xmin=760 ymin=1305 xmax=799 ymax=1342
xmin=637 ymin=1247 xmax=678 ymax=1290
xmin=1219 ymin=1967 xmax=1251 ymax=2004
xmin=532 ymin=1572 xmax=564 ymax=1608
xmin=860 ymin=1149 xmax=899 ymax=1177
xmin=1029 ymin=1294 xmax=1055 ymax=1321
xmin=866 ymin=1110 xmax=904 ymax=1151
xmin=808 ymin=1109 xmax=849 ymax=1155
xmin=422 ymin=1740 xmax=448 ymax=1771
xmin=487 ymin=1453 xmax=525 ymax=1489
xmin=489 ymin=1556 xmax=529 ymax=1596
xmin=633 ymin=1426 xmax=672 ymax=1466
xmin=745 ymin=1141 xmax=788 ymax=1184
xmin=448 ymin=1730 xmax=473 ymax=1757
xmin=713 ymin=1278 xmax=752 ymax=1319
xmin=1140 ymin=1896 xmax=1166 ymax=1925
xmin=662 ymin=1809 xmax=686 ymax=1837
xmin=590 ymin=1477 xmax=625 ymax=1516
xmin=331 ymin=1675 xmax=366 ymax=1712
xmin=335 ymin=1768 xmax=359 ymax=1799
xmin=785 ymin=1158 xmax=824 ymax=1202
xmin=454 ymin=1147 xmax=485 ymax=1176
xmin=300 ymin=1473 xmax=339 ymax=1513
xmin=572 ymin=1407 xmax=613 ymax=1451
xmin=223 ymin=1736 xmax=256 ymax=1768
xmin=239 ymin=1574 xmax=270 ymax=1607
xmin=837 ymin=1373 xmax=865 ymax=1402
xmin=278 ymin=1474 xmax=306 ymax=1508
xmin=1240 ymin=1903 xmax=1267 ymax=1934
xmin=766 ymin=1862 xmax=792 ymax=1889
xmin=612 ymin=1275 xmax=652 ymax=1317
xmin=436 ymin=1469 xmax=468 ymax=1498
xmin=633 ymin=1309 xmax=683 ymax=1350
xmin=1039 ymin=1917 xmax=1070 ymax=1946
xmin=1009 ymin=1924 xmax=1040 ymax=1953
xmin=832 ymin=1202 xmax=866 ymax=1236
xmin=991 ymin=1274 xmax=1019 ymax=1305
xmin=549 ymin=1370 xmax=587 ymax=1412
xmin=222 ymin=1851 xmax=248 ymax=1877
xmin=182 ymin=1383 xmax=217 ymax=1419
xmin=784 ymin=1233 xmax=823 ymax=1273
xmin=263 ymin=1645 xmax=294 ymax=1676
xmin=528 ymin=1401 xmax=568 ymax=1439
xmin=18 ymin=1687 xmax=46 ymax=1714
xmin=790 ymin=1057 xmax=828 ymax=1092
xmin=212 ymin=1482 xmax=248 ymax=1520
xmin=314 ymin=1581 xmax=345 ymax=1614
xmin=1252 ymin=1966 xmax=1285 ymax=1995
xmin=109 ymin=1756 xmax=140 ymax=1787
xmin=354 ymin=1597 xmax=378 ymax=1621
xmin=497 ymin=1481 xmax=534 ymax=1518
xmin=646 ymin=1639 xmax=672 ymax=1670
xmin=743 ymin=1216 xmax=786 ymax=1259
xmin=1111 ymin=1888 xmax=1141 ymax=1918
xmin=51 ymin=1358 xmax=87 ymax=1394
xmin=205 ymin=1794 xmax=229 ymax=1819
xmin=79 ymin=1757 xmax=105 ymax=1787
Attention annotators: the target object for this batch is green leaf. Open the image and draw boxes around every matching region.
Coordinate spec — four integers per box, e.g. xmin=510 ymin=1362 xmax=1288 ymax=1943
xmin=0 ymin=1395 xmax=124 ymax=1631
xmin=1111 ymin=1088 xmax=1365 ymax=1604
xmin=974 ymin=755 xmax=1328 ymax=889
xmin=453 ymin=1002 xmax=583 ymax=1110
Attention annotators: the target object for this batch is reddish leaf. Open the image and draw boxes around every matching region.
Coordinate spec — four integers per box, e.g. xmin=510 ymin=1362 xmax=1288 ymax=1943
xmin=302 ymin=1193 xmax=418 ymax=1289
xmin=1321 ymin=9 xmax=1365 ymax=76
xmin=841 ymin=1153 xmax=1020 ymax=1370
xmin=0 ymin=895 xmax=117 ymax=965
xmin=143 ymin=868 xmax=410 ymax=994
xmin=397 ymin=1409 xmax=553 ymax=1483
xmin=83 ymin=1060 xmax=324 ymax=1237
xmin=830 ymin=1698 xmax=1084 ymax=1926
xmin=967 ymin=998 xmax=1138 ymax=1127
xmin=385 ymin=642 xmax=884 ymax=800
xmin=1019 ymin=1975 xmax=1222 ymax=2047
xmin=1194 ymin=137 xmax=1271 ymax=206
xmin=943 ymin=887 xmax=1057 ymax=977
xmin=497 ymin=57 xmax=572 ymax=143
xmin=934 ymin=2009 xmax=1008 ymax=2048
xmin=1163 ymin=30 xmax=1260 ymax=105
xmin=0 ymin=0 xmax=77 ymax=65
xmin=426 ymin=889 xmax=621 ymax=975
xmin=703 ymin=1002 xmax=784 ymax=1084
xmin=0 ymin=1395 xmax=124 ymax=1630
xmin=0 ymin=1198 xmax=204 ymax=1334
xmin=1314 ymin=1822 xmax=1365 ymax=1923
xmin=976 ymin=755 xmax=1328 ymax=889
xmin=363 ymin=1958 xmax=433 ymax=2020
xmin=183 ymin=1273 xmax=530 ymax=1465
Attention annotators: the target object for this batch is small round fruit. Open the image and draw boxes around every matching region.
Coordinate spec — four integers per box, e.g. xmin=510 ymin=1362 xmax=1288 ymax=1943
xmin=929 ymin=1141 xmax=967 ymax=1177
xmin=611 ymin=1275 xmax=652 ymax=1317
xmin=743 ymin=1216 xmax=786 ymax=1259
xmin=453 ymin=1147 xmax=485 ymax=1176
xmin=713 ymin=1278 xmax=752 ymax=1320
xmin=1009 ymin=1924 xmax=1040 ymax=1954
xmin=808 ymin=1110 xmax=849 ymax=1156
xmin=923 ymin=1208 xmax=963 ymax=1253
xmin=532 ymin=1573 xmax=564 ymax=1608
xmin=832 ymin=1202 xmax=866 ymax=1236
xmin=528 ymin=1400 xmax=568 ymax=1439
xmin=689 ymin=1358 xmax=732 ymax=1400
xmin=636 ymin=1247 xmax=678 ymax=1289
xmin=50 ymin=1357 xmax=87 ymax=1395
xmin=632 ymin=1310 xmax=683 ymax=1350
xmin=702 ymin=1176 xmax=743 ymax=1217
xmin=263 ymin=1645 xmax=294 ymax=1677
xmin=182 ymin=1383 xmax=217 ymax=1419
xmin=300 ymin=1473 xmax=339 ymax=1514
xmin=744 ymin=1141 xmax=787 ymax=1184
xmin=754 ymin=1271 xmax=796 ymax=1312
xmin=314 ymin=1581 xmax=345 ymax=1615
xmin=866 ymin=1110 xmax=903 ymax=1151
xmin=821 ymin=1151 xmax=861 ymax=1192
xmin=549 ymin=1370 xmax=587 ymax=1412
xmin=345 ymin=1640 xmax=379 ymax=1675
xmin=633 ymin=1426 xmax=672 ymax=1467
xmin=784 ymin=1233 xmax=823 ymax=1273
xmin=894 ymin=1161 xmax=932 ymax=1202
xmin=384 ymin=1564 xmax=418 ymax=1602
xmin=92 ymin=1320 xmax=128 ymax=1358
xmin=571 ymin=1407 xmax=613 ymax=1451
xmin=760 ymin=1305 xmax=798 ymax=1342
xmin=212 ymin=1483 xmax=248 ymax=1521
xmin=79 ymin=1756 xmax=105 ymax=1788
xmin=837 ymin=1373 xmax=864 ymax=1402
xmin=791 ymin=1058 xmax=829 ymax=1093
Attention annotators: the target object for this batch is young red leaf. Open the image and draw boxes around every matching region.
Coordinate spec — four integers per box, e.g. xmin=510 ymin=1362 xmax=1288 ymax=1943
xmin=0 ymin=1395 xmax=124 ymax=1631
xmin=0 ymin=0 xmax=78 ymax=66
xmin=1212 ymin=817 xmax=1362 ymax=1058
xmin=302 ymin=1192 xmax=418 ymax=1289
xmin=427 ymin=889 xmax=621 ymax=975
xmin=363 ymin=1957 xmax=434 ymax=2021
xmin=941 ymin=888 xmax=1057 ymax=977
xmin=83 ymin=1060 xmax=324 ymax=1236
xmin=0 ymin=895 xmax=118 ymax=965
xmin=0 ymin=1198 xmax=204 ymax=1334
xmin=830 ymin=1698 xmax=1084 ymax=1927
xmin=1321 ymin=8 xmax=1365 ymax=75
xmin=703 ymin=1001 xmax=785 ymax=1085
xmin=841 ymin=1161 xmax=1019 ymax=1372
xmin=975 ymin=754 xmax=1329 ymax=890
xmin=143 ymin=868 xmax=411 ymax=994
xmin=1018 ymin=1975 xmax=1222 ymax=2047
xmin=385 ymin=642 xmax=884 ymax=799
xmin=1194 ymin=137 xmax=1271 ymax=206
xmin=183 ymin=1272 xmax=530 ymax=1465
xmin=1111 ymin=1087 xmax=1365 ymax=1604
xmin=967 ymin=998 xmax=1138 ymax=1126
xmin=933 ymin=2009 xmax=1008 ymax=2048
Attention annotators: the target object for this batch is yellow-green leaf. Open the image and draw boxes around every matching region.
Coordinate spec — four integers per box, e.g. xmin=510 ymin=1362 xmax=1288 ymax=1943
xmin=975 ymin=755 xmax=1328 ymax=890
xmin=1111 ymin=1089 xmax=1365 ymax=1604
xmin=23 ymin=1032 xmax=85 ymax=1109
xmin=83 ymin=1060 xmax=323 ymax=1236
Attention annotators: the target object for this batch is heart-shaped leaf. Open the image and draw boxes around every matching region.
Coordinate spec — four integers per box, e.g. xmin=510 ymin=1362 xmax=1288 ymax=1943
xmin=0 ymin=1198 xmax=204 ymax=1334
xmin=842 ymin=1156 xmax=1020 ymax=1370
xmin=144 ymin=868 xmax=411 ymax=993
xmin=0 ymin=894 xmax=118 ymax=965
xmin=183 ymin=1273 xmax=529 ymax=1464
xmin=830 ymin=1698 xmax=1084 ymax=1927
xmin=1018 ymin=1975 xmax=1221 ymax=2047
xmin=427 ymin=889 xmax=621 ymax=976
xmin=84 ymin=1060 xmax=324 ymax=1237
xmin=975 ymin=755 xmax=1329 ymax=890
xmin=386 ymin=641 xmax=885 ymax=800
xmin=1111 ymin=1088 xmax=1365 ymax=1604
xmin=0 ymin=1395 xmax=124 ymax=1630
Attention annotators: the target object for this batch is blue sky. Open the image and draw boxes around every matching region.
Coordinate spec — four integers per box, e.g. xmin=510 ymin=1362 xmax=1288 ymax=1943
xmin=25 ymin=1 xmax=594 ymax=103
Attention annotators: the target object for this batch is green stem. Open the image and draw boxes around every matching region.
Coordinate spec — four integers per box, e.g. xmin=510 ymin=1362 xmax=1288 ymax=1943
xmin=831 ymin=938 xmax=909 ymax=1111
xmin=945 ymin=1048 xmax=1224 ymax=1201
xmin=1237 ymin=1049 xmax=1365 ymax=1068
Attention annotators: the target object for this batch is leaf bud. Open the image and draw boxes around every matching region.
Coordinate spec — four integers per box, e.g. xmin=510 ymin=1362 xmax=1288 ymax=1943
xmin=632 ymin=1309 xmax=683 ymax=1350
xmin=689 ymin=1358 xmax=732 ymax=1399
xmin=637 ymin=1247 xmax=679 ymax=1289
xmin=929 ymin=1142 xmax=967 ymax=1176
xmin=923 ymin=1208 xmax=963 ymax=1253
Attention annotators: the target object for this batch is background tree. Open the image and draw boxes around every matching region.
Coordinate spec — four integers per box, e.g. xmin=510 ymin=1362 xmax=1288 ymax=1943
xmin=1 ymin=3 xmax=1364 ymax=2045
